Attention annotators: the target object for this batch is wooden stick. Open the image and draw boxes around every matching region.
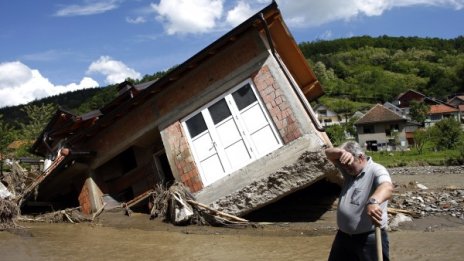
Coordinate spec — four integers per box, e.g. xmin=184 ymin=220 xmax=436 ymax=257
xmin=91 ymin=202 xmax=107 ymax=221
xmin=125 ymin=190 xmax=155 ymax=208
xmin=63 ymin=212 xmax=75 ymax=224
xmin=375 ymin=226 xmax=383 ymax=261
xmin=388 ymin=207 xmax=413 ymax=215
xmin=186 ymin=200 xmax=248 ymax=223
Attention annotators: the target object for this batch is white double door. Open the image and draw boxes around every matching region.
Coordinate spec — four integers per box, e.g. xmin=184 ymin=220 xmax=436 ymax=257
xmin=184 ymin=83 xmax=282 ymax=186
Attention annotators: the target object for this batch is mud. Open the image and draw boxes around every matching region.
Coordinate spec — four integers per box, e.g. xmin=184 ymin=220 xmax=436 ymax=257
xmin=1 ymin=166 xmax=464 ymax=260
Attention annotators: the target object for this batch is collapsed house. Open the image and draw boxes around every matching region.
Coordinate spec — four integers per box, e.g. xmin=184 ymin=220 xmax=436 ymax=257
xmin=26 ymin=2 xmax=336 ymax=217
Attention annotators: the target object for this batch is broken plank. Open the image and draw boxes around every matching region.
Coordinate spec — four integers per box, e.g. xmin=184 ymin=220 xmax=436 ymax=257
xmin=186 ymin=199 xmax=248 ymax=223
xmin=124 ymin=189 xmax=156 ymax=209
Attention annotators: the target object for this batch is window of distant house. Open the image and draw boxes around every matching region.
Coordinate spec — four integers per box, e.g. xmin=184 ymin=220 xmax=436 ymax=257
xmin=363 ymin=125 xmax=374 ymax=134
xmin=385 ymin=124 xmax=399 ymax=136
xmin=430 ymin=115 xmax=442 ymax=121
xmin=182 ymin=80 xmax=282 ymax=186
xmin=319 ymin=110 xmax=327 ymax=116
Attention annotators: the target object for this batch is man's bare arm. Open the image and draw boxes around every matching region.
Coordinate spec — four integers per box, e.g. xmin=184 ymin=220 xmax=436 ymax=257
xmin=366 ymin=182 xmax=394 ymax=225
xmin=325 ymin=147 xmax=355 ymax=165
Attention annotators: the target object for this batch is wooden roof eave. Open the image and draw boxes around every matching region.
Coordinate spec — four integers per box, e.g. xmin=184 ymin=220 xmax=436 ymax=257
xmin=265 ymin=15 xmax=324 ymax=102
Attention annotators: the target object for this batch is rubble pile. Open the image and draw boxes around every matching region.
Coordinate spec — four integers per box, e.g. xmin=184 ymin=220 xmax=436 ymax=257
xmin=0 ymin=198 xmax=19 ymax=230
xmin=149 ymin=182 xmax=248 ymax=227
xmin=391 ymin=189 xmax=464 ymax=219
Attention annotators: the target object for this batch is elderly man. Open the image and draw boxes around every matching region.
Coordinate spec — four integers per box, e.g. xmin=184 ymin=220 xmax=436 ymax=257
xmin=325 ymin=141 xmax=393 ymax=261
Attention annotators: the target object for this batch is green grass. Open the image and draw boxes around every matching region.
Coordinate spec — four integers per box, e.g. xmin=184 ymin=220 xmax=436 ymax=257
xmin=369 ymin=148 xmax=462 ymax=167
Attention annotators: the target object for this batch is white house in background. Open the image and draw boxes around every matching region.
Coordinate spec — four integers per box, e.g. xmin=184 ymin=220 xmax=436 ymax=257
xmin=314 ymin=104 xmax=343 ymax=126
xmin=355 ymin=104 xmax=420 ymax=151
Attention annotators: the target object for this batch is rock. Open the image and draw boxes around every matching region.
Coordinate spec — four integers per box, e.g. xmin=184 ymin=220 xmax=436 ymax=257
xmin=389 ymin=213 xmax=413 ymax=229
xmin=416 ymin=183 xmax=428 ymax=190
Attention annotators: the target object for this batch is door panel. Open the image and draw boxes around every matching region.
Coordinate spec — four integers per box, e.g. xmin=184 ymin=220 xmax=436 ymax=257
xmin=250 ymin=126 xmax=279 ymax=155
xmin=224 ymin=140 xmax=251 ymax=169
xmin=215 ymin=118 xmax=242 ymax=147
xmin=192 ymin=132 xmax=216 ymax=160
xmin=240 ymin=103 xmax=268 ymax=133
xmin=200 ymin=154 xmax=225 ymax=185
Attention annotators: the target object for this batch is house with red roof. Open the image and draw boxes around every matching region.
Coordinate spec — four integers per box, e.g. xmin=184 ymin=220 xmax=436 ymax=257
xmin=426 ymin=103 xmax=460 ymax=127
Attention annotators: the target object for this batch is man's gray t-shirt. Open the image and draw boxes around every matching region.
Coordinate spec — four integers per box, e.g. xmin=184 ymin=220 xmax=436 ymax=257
xmin=336 ymin=157 xmax=392 ymax=234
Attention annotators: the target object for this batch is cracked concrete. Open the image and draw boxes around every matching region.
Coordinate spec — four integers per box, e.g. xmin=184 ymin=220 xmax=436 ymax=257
xmin=211 ymin=150 xmax=339 ymax=216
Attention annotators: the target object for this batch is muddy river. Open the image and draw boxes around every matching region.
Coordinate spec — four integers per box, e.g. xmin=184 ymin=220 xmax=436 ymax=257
xmin=2 ymin=212 xmax=464 ymax=261
xmin=1 ymin=220 xmax=333 ymax=260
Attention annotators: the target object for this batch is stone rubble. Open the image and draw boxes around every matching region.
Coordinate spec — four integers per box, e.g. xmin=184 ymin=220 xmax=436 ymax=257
xmin=390 ymin=188 xmax=464 ymax=220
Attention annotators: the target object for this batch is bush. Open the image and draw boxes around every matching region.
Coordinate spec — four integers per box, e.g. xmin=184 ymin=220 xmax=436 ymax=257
xmin=428 ymin=118 xmax=462 ymax=150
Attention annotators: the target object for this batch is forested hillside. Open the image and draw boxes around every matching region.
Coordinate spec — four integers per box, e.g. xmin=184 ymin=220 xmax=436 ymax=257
xmin=300 ymin=36 xmax=464 ymax=111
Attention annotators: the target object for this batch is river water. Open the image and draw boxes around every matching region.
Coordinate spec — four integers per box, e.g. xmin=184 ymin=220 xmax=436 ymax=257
xmin=2 ymin=215 xmax=464 ymax=260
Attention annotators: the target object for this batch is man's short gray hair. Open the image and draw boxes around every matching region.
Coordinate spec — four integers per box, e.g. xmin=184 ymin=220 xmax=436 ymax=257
xmin=340 ymin=141 xmax=365 ymax=158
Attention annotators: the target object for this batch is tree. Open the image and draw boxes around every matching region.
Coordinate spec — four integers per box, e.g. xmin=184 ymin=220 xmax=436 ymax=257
xmin=19 ymin=103 xmax=56 ymax=142
xmin=325 ymin=124 xmax=346 ymax=146
xmin=413 ymin=128 xmax=428 ymax=154
xmin=428 ymin=118 xmax=462 ymax=150
xmin=0 ymin=114 xmax=14 ymax=154
xmin=409 ymin=100 xmax=430 ymax=124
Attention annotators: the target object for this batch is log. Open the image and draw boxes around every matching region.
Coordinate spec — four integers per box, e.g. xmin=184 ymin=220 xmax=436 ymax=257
xmin=186 ymin=200 xmax=248 ymax=223
xmin=388 ymin=207 xmax=419 ymax=217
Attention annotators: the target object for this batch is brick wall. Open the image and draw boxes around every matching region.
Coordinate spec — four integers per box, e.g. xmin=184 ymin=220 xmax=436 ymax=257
xmin=164 ymin=121 xmax=203 ymax=192
xmin=156 ymin=32 xmax=261 ymax=116
xmin=78 ymin=179 xmax=92 ymax=214
xmin=252 ymin=65 xmax=302 ymax=144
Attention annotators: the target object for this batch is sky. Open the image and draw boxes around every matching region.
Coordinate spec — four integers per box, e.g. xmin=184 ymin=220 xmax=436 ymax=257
xmin=0 ymin=0 xmax=463 ymax=109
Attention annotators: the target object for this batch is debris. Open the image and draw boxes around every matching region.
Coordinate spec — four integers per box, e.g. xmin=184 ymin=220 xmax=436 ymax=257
xmin=0 ymin=198 xmax=19 ymax=230
xmin=122 ymin=189 xmax=156 ymax=216
xmin=149 ymin=182 xmax=249 ymax=227
xmin=416 ymin=183 xmax=428 ymax=190
xmin=390 ymin=188 xmax=464 ymax=219
xmin=16 ymin=153 xmax=66 ymax=206
xmin=17 ymin=207 xmax=91 ymax=223
xmin=389 ymin=213 xmax=413 ymax=230
xmin=187 ymin=200 xmax=248 ymax=223
xmin=0 ymin=182 xmax=12 ymax=199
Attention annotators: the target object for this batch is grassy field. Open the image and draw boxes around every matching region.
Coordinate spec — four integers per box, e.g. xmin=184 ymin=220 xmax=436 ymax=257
xmin=368 ymin=148 xmax=462 ymax=168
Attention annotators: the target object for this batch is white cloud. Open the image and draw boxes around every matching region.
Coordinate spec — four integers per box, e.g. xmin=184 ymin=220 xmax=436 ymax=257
xmin=87 ymin=56 xmax=141 ymax=84
xmin=149 ymin=0 xmax=464 ymax=34
xmin=55 ymin=0 xmax=119 ymax=17
xmin=226 ymin=1 xmax=255 ymax=27
xmin=151 ymin=0 xmax=224 ymax=35
xmin=275 ymin=0 xmax=464 ymax=27
xmin=0 ymin=61 xmax=98 ymax=108
xmin=126 ymin=16 xmax=147 ymax=24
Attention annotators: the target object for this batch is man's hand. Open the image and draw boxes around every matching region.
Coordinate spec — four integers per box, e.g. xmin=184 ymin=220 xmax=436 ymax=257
xmin=366 ymin=203 xmax=383 ymax=226
xmin=339 ymin=150 xmax=354 ymax=165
